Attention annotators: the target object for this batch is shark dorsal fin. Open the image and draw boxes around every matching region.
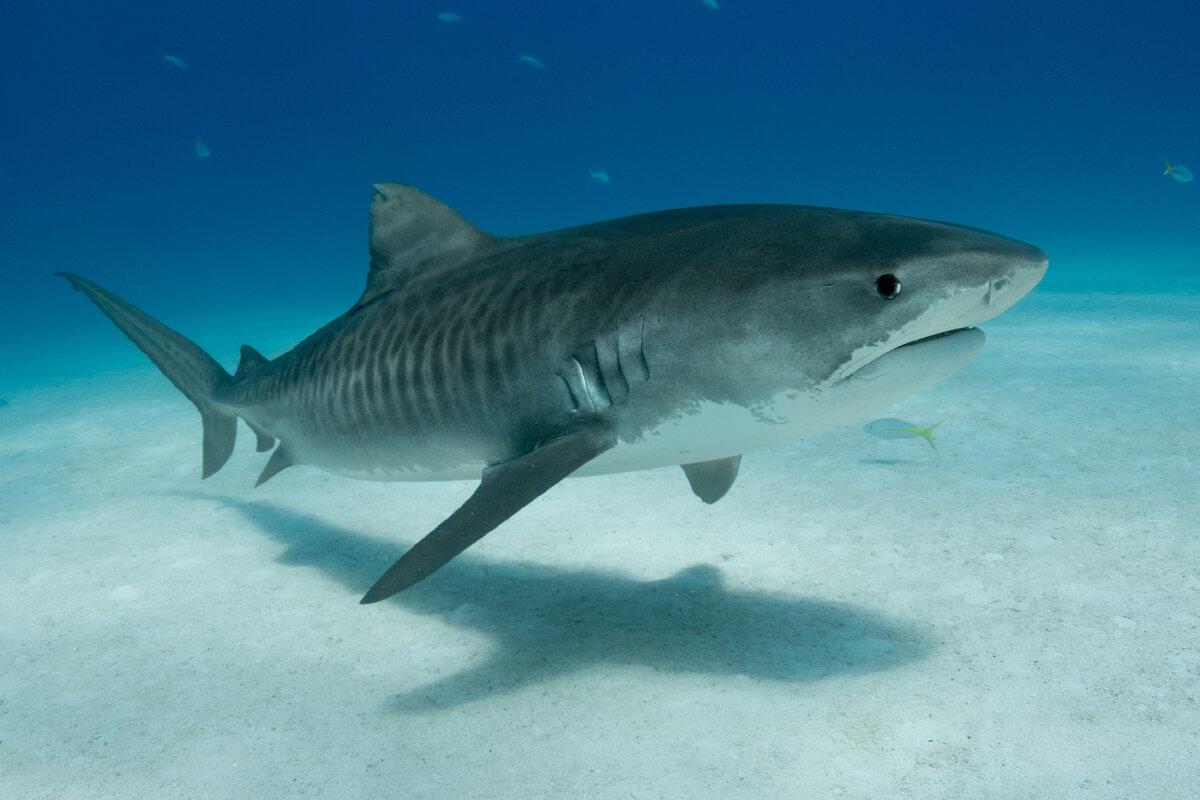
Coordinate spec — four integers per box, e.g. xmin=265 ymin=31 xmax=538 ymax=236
xmin=357 ymin=183 xmax=490 ymax=309
xmin=235 ymin=344 xmax=269 ymax=380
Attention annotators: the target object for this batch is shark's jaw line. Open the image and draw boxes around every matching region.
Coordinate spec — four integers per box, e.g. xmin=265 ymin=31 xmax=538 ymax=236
xmin=835 ymin=326 xmax=974 ymax=386
xmin=839 ymin=326 xmax=975 ymax=383
xmin=903 ymin=327 xmax=972 ymax=347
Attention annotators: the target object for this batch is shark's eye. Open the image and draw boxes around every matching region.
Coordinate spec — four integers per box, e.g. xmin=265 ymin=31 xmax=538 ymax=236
xmin=876 ymin=274 xmax=902 ymax=299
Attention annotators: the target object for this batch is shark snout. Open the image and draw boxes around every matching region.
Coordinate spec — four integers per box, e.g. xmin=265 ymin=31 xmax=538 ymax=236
xmin=973 ymin=240 xmax=1047 ymax=315
xmin=1016 ymin=244 xmax=1050 ymax=283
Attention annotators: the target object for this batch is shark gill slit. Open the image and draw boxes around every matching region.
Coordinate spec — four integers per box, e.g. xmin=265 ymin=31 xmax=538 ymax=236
xmin=557 ymin=372 xmax=581 ymax=412
xmin=615 ymin=316 xmax=650 ymax=389
xmin=594 ymin=337 xmax=628 ymax=404
xmin=557 ymin=357 xmax=592 ymax=413
xmin=579 ymin=346 xmax=612 ymax=410
xmin=573 ymin=357 xmax=597 ymax=411
xmin=558 ymin=323 xmax=651 ymax=417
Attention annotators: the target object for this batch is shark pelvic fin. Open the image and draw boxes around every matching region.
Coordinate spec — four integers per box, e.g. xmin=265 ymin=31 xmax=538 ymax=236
xmin=255 ymin=446 xmax=295 ymax=486
xmin=356 ymin=183 xmax=492 ymax=309
xmin=680 ymin=455 xmax=742 ymax=504
xmin=361 ymin=421 xmax=616 ymax=603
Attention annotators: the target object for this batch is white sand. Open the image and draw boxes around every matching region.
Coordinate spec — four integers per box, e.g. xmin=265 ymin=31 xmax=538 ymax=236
xmin=1 ymin=291 xmax=1197 ymax=799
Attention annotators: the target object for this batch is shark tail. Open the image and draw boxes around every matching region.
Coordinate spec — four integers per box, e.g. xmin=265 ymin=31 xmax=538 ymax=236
xmin=57 ymin=272 xmax=238 ymax=478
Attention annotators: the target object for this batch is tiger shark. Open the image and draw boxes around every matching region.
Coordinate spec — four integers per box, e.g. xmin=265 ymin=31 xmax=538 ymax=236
xmin=59 ymin=184 xmax=1047 ymax=603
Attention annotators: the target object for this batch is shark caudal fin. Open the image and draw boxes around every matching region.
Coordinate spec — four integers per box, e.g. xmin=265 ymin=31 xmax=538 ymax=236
xmin=57 ymin=272 xmax=237 ymax=478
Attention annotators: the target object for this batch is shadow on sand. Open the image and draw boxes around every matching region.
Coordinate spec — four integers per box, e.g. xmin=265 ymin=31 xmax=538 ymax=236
xmin=187 ymin=494 xmax=931 ymax=711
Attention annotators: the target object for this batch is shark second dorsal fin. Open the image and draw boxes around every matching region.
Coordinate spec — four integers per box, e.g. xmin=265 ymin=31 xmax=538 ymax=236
xmin=356 ymin=183 xmax=491 ymax=309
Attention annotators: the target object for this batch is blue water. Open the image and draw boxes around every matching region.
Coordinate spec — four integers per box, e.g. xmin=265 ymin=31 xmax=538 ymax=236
xmin=2 ymin=0 xmax=1198 ymax=392
xmin=5 ymin=6 xmax=1200 ymax=797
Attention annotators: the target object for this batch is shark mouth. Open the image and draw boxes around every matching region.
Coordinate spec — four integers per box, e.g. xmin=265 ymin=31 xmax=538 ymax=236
xmin=835 ymin=326 xmax=980 ymax=384
xmin=897 ymin=326 xmax=973 ymax=348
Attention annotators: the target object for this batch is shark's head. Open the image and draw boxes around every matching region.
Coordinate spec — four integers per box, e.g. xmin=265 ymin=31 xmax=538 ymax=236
xmin=655 ymin=206 xmax=1048 ymax=430
xmin=768 ymin=208 xmax=1045 ymax=420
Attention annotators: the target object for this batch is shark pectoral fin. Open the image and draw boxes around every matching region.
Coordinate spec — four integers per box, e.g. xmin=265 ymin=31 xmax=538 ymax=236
xmin=360 ymin=422 xmax=616 ymax=604
xmin=680 ymin=455 xmax=742 ymax=504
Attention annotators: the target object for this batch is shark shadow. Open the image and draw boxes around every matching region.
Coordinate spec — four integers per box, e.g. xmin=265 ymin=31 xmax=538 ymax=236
xmin=189 ymin=494 xmax=931 ymax=711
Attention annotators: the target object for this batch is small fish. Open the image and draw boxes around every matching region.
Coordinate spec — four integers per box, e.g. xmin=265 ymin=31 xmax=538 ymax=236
xmin=437 ymin=11 xmax=462 ymax=23
xmin=0 ymin=398 xmax=8 ymax=409
xmin=517 ymin=54 xmax=546 ymax=70
xmin=162 ymin=54 xmax=189 ymax=70
xmin=1163 ymin=158 xmax=1193 ymax=183
xmin=589 ymin=169 xmax=610 ymax=184
xmin=863 ymin=418 xmax=942 ymax=450
xmin=700 ymin=0 xmax=720 ymax=9
xmin=194 ymin=136 xmax=210 ymax=159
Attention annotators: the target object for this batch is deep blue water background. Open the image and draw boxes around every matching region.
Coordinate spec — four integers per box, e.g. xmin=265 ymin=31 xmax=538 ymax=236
xmin=2 ymin=0 xmax=1197 ymax=392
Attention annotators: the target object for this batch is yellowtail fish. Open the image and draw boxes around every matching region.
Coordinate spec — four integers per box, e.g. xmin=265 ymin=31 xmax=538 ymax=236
xmin=1163 ymin=158 xmax=1193 ymax=183
xmin=863 ymin=418 xmax=941 ymax=449
xmin=162 ymin=54 xmax=188 ymax=69
xmin=437 ymin=11 xmax=462 ymax=23
xmin=518 ymin=54 xmax=546 ymax=70
xmin=701 ymin=0 xmax=720 ymax=9
xmin=589 ymin=169 xmax=610 ymax=184
xmin=194 ymin=137 xmax=210 ymax=159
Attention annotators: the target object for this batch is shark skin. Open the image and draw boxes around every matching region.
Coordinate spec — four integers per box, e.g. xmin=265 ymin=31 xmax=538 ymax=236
xmin=59 ymin=183 xmax=1048 ymax=603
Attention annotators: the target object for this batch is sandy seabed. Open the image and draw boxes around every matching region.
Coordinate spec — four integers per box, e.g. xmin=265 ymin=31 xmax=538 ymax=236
xmin=1 ymin=291 xmax=1197 ymax=799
